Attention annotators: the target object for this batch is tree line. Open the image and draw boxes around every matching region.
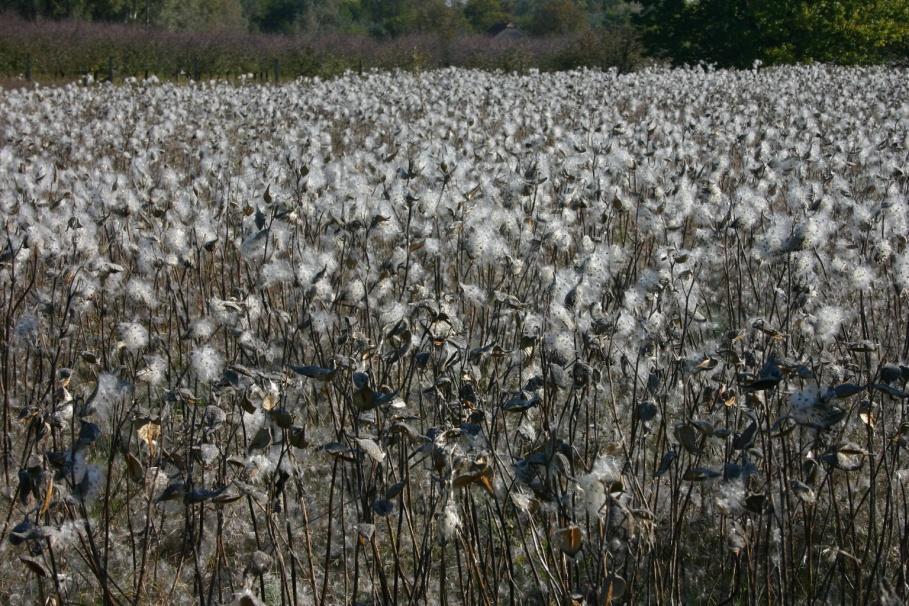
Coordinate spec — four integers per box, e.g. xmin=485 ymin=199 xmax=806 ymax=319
xmin=1 ymin=0 xmax=907 ymax=66
xmin=0 ymin=0 xmax=638 ymax=37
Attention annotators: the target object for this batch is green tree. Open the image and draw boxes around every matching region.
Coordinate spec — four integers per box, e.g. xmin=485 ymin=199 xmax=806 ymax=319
xmin=158 ymin=0 xmax=244 ymax=30
xmin=583 ymin=0 xmax=640 ymax=27
xmin=376 ymin=0 xmax=466 ymax=36
xmin=759 ymin=0 xmax=909 ymax=63
xmin=323 ymin=0 xmax=373 ymax=33
xmin=2 ymin=0 xmax=131 ymax=20
xmin=248 ymin=0 xmax=302 ymax=32
xmin=464 ymin=0 xmax=509 ymax=33
xmin=528 ymin=0 xmax=587 ymax=35
xmin=635 ymin=0 xmax=760 ymax=66
xmin=636 ymin=0 xmax=909 ymax=66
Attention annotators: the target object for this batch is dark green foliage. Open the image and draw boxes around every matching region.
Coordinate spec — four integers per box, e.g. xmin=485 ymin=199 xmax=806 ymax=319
xmin=636 ymin=0 xmax=909 ymax=66
xmin=528 ymin=0 xmax=588 ymax=35
xmin=636 ymin=0 xmax=761 ymax=67
xmin=249 ymin=0 xmax=302 ymax=33
xmin=375 ymin=0 xmax=466 ymax=37
xmin=464 ymin=0 xmax=509 ymax=33
xmin=546 ymin=26 xmax=642 ymax=71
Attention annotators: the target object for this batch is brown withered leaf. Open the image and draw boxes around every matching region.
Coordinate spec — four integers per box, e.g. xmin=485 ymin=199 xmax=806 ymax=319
xmin=39 ymin=475 xmax=54 ymax=516
xmin=20 ymin=556 xmax=50 ymax=578
xmin=269 ymin=407 xmax=294 ymax=429
xmin=212 ymin=488 xmax=243 ymax=505
xmin=674 ymin=423 xmax=702 ymax=454
xmin=554 ymin=525 xmax=583 ymax=557
xmin=732 ymin=420 xmax=758 ymax=450
xmin=452 ymin=455 xmax=494 ymax=495
xmin=138 ymin=422 xmax=161 ymax=457
xmin=605 ymin=574 xmax=626 ymax=603
xmin=859 ymin=400 xmax=876 ymax=428
xmin=124 ymin=451 xmax=144 ymax=484
xmin=288 ymin=427 xmax=309 ymax=449
xmin=261 ymin=391 xmax=279 ymax=411
xmin=694 ymin=356 xmax=719 ymax=372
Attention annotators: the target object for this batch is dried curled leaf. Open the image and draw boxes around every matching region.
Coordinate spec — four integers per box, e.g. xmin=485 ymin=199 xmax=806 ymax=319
xmin=288 ymin=427 xmax=309 ymax=449
xmin=554 ymin=525 xmax=583 ymax=557
xmin=674 ymin=423 xmax=702 ymax=454
xmin=694 ymin=355 xmax=719 ymax=372
xmin=39 ymin=475 xmax=54 ymax=516
xmin=321 ymin=441 xmax=356 ymax=462
xmin=819 ymin=443 xmax=867 ymax=471
xmin=269 ymin=407 xmax=294 ymax=429
xmin=847 ymin=340 xmax=878 ymax=352
xmin=732 ymin=420 xmax=758 ymax=450
xmin=605 ymin=574 xmax=627 ymax=602
xmin=184 ymin=485 xmax=227 ymax=504
xmin=858 ymin=400 xmax=876 ymax=428
xmin=452 ymin=455 xmax=494 ymax=494
xmin=655 ymin=450 xmax=676 ymax=477
xmin=212 ymin=489 xmax=243 ymax=505
xmin=19 ymin=556 xmax=50 ymax=578
xmin=357 ymin=523 xmax=376 ymax=542
xmin=124 ymin=451 xmax=144 ymax=484
xmin=137 ymin=422 xmax=161 ymax=457
xmin=247 ymin=426 xmax=272 ymax=452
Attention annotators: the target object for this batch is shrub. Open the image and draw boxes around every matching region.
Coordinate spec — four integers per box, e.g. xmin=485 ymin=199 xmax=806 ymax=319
xmin=0 ymin=13 xmax=647 ymax=81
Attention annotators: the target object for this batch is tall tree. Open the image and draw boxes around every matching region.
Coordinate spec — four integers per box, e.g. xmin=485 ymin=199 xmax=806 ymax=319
xmin=636 ymin=0 xmax=909 ymax=66
xmin=158 ymin=0 xmax=244 ymax=30
xmin=528 ymin=0 xmax=587 ymax=35
xmin=464 ymin=0 xmax=509 ymax=33
xmin=372 ymin=0 xmax=466 ymax=37
xmin=758 ymin=0 xmax=909 ymax=63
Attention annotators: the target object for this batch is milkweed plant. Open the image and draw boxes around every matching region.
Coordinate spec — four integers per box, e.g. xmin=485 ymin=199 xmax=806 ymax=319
xmin=0 ymin=64 xmax=908 ymax=605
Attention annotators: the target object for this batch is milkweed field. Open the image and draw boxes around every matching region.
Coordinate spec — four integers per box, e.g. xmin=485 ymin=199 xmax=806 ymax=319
xmin=1 ymin=65 xmax=908 ymax=605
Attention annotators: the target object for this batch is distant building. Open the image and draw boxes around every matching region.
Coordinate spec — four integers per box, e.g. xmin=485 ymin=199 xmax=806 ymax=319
xmin=490 ymin=22 xmax=523 ymax=39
